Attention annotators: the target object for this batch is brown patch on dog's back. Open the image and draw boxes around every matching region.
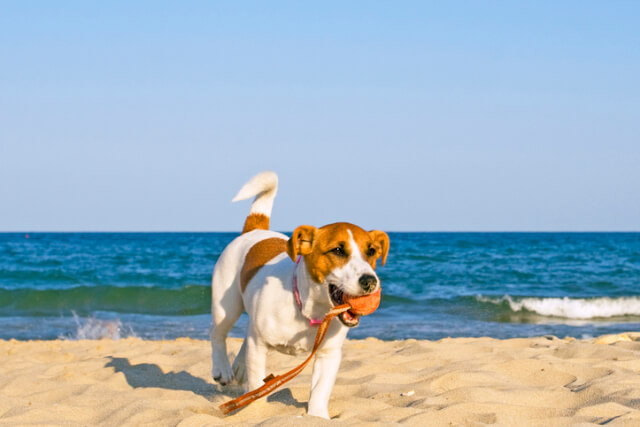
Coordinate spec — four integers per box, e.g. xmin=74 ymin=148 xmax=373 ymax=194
xmin=240 ymin=238 xmax=287 ymax=292
xmin=242 ymin=213 xmax=270 ymax=234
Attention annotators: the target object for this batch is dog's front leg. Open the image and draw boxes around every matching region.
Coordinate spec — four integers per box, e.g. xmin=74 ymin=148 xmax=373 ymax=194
xmin=245 ymin=334 xmax=268 ymax=392
xmin=307 ymin=348 xmax=342 ymax=419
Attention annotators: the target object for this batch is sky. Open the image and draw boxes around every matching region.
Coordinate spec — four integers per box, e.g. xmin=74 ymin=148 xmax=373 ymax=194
xmin=1 ymin=1 xmax=639 ymax=232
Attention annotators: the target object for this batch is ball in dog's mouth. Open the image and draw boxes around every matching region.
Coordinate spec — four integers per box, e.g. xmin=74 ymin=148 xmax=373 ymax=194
xmin=329 ymin=284 xmax=362 ymax=327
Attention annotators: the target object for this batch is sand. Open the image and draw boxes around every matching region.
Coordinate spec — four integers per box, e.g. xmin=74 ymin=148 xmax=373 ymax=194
xmin=2 ymin=333 xmax=640 ymax=426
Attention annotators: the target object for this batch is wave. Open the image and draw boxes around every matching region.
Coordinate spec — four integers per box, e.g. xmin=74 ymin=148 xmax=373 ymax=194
xmin=477 ymin=295 xmax=640 ymax=319
xmin=0 ymin=284 xmax=417 ymax=317
xmin=0 ymin=285 xmax=212 ymax=317
xmin=4 ymin=282 xmax=640 ymax=323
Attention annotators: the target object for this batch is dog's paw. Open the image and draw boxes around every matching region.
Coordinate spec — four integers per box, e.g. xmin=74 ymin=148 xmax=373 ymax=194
xmin=231 ymin=358 xmax=246 ymax=385
xmin=307 ymin=407 xmax=330 ymax=419
xmin=212 ymin=365 xmax=234 ymax=386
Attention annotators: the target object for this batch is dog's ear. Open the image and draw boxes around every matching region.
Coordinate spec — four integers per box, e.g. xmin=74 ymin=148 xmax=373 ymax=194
xmin=287 ymin=225 xmax=317 ymax=261
xmin=368 ymin=230 xmax=390 ymax=266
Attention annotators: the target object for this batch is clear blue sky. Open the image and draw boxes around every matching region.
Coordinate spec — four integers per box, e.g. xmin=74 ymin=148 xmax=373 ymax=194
xmin=1 ymin=1 xmax=638 ymax=231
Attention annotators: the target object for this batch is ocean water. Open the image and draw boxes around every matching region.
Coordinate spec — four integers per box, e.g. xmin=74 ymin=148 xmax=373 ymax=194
xmin=1 ymin=232 xmax=639 ymax=341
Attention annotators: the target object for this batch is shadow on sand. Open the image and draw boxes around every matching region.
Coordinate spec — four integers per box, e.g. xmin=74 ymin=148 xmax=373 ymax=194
xmin=104 ymin=356 xmax=306 ymax=410
xmin=105 ymin=356 xmax=216 ymax=398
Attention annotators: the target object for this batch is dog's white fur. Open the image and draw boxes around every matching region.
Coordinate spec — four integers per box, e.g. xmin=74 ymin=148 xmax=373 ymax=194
xmin=210 ymin=171 xmax=381 ymax=418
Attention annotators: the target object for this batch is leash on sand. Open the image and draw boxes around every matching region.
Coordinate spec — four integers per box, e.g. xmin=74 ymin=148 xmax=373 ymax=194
xmin=218 ymin=303 xmax=351 ymax=415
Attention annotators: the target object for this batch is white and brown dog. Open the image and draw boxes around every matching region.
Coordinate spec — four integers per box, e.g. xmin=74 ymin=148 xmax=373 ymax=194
xmin=210 ymin=171 xmax=389 ymax=418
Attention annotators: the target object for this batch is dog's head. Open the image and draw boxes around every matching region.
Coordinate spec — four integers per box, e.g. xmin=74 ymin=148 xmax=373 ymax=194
xmin=286 ymin=222 xmax=389 ymax=327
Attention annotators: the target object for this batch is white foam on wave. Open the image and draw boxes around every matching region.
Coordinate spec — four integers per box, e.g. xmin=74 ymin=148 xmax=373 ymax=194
xmin=62 ymin=311 xmax=137 ymax=340
xmin=477 ymin=295 xmax=640 ymax=319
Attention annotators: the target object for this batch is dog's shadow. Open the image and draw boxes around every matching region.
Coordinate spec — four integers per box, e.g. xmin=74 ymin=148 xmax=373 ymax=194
xmin=267 ymin=388 xmax=306 ymax=409
xmin=104 ymin=356 xmax=306 ymax=409
xmin=105 ymin=356 xmax=216 ymax=398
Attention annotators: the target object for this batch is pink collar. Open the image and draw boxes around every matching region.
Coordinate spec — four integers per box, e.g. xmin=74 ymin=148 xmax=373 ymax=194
xmin=292 ymin=256 xmax=323 ymax=326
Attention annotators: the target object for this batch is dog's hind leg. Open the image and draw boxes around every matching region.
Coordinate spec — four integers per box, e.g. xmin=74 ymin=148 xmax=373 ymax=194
xmin=210 ymin=296 xmax=242 ymax=385
xmin=231 ymin=338 xmax=247 ymax=385
xmin=210 ymin=267 xmax=243 ymax=385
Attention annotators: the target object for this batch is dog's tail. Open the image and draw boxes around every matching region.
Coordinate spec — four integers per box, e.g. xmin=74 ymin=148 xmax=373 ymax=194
xmin=232 ymin=171 xmax=279 ymax=234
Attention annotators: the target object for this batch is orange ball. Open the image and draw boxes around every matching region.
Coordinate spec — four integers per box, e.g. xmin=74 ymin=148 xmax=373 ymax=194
xmin=343 ymin=288 xmax=381 ymax=316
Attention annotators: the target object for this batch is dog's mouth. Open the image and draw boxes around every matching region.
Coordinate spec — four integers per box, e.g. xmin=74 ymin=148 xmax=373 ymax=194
xmin=329 ymin=284 xmax=361 ymax=327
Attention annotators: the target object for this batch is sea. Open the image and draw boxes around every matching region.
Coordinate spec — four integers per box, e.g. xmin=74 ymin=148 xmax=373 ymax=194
xmin=1 ymin=232 xmax=639 ymax=341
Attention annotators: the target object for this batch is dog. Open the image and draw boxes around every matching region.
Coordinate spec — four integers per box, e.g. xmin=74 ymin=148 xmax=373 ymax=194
xmin=210 ymin=171 xmax=389 ymax=418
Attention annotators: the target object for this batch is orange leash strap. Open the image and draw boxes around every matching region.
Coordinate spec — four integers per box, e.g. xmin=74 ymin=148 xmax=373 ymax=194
xmin=219 ymin=304 xmax=351 ymax=415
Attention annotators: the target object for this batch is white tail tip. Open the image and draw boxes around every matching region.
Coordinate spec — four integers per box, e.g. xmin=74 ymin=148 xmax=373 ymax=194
xmin=232 ymin=170 xmax=278 ymax=202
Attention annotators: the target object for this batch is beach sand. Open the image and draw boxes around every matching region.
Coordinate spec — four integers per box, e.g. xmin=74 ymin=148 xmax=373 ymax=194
xmin=2 ymin=334 xmax=640 ymax=426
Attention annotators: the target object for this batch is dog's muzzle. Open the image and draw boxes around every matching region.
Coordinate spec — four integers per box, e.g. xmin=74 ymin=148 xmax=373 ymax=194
xmin=329 ymin=284 xmax=362 ymax=327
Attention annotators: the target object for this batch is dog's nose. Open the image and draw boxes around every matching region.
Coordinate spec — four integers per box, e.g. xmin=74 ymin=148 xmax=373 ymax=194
xmin=358 ymin=274 xmax=378 ymax=293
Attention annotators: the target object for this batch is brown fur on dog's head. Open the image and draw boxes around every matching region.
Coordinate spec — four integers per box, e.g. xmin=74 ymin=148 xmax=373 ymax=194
xmin=287 ymin=222 xmax=389 ymax=283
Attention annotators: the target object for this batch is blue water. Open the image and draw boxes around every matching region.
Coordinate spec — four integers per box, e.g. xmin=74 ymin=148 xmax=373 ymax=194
xmin=1 ymin=232 xmax=639 ymax=341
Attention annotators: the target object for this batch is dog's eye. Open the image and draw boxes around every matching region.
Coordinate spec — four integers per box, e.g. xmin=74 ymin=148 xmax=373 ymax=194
xmin=366 ymin=247 xmax=376 ymax=257
xmin=330 ymin=247 xmax=346 ymax=257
